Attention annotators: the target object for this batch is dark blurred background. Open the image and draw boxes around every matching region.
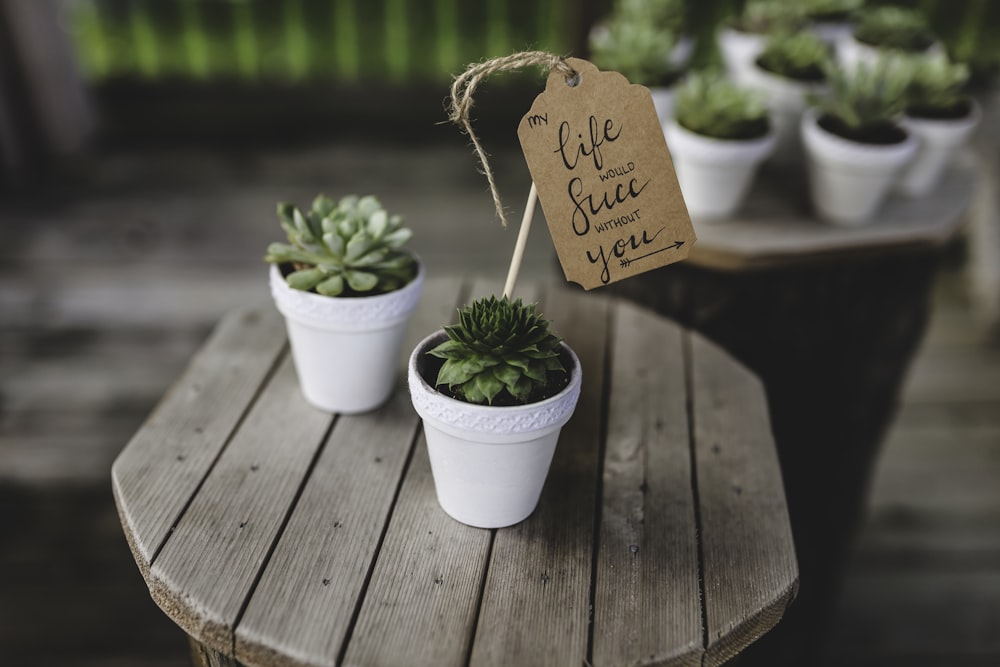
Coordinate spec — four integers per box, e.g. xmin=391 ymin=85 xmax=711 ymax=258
xmin=1 ymin=1 xmax=999 ymax=665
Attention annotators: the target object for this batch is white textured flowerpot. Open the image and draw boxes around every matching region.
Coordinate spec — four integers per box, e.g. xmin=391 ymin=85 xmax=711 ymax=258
xmin=897 ymin=100 xmax=981 ymax=197
xmin=408 ymin=332 xmax=582 ymax=529
xmin=664 ymin=120 xmax=776 ymax=220
xmin=719 ymin=27 xmax=767 ymax=85
xmin=270 ymin=262 xmax=424 ymax=413
xmin=800 ymin=108 xmax=918 ymax=226
xmin=810 ymin=20 xmax=852 ymax=47
xmin=743 ymin=62 xmax=826 ymax=163
xmin=649 ymin=86 xmax=677 ymax=126
xmin=836 ymin=32 xmax=944 ymax=71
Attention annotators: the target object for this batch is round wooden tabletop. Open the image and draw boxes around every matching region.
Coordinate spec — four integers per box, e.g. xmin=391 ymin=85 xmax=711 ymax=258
xmin=113 ymin=278 xmax=798 ymax=667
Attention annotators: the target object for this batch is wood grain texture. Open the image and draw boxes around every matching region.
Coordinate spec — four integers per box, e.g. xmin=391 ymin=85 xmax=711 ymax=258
xmin=112 ymin=306 xmax=286 ymax=570
xmin=468 ymin=287 xmax=609 ymax=667
xmin=341 ymin=431 xmax=492 ymax=667
xmin=688 ymin=333 xmax=799 ymax=666
xmin=592 ymin=301 xmax=702 ymax=667
xmin=687 ymin=163 xmax=972 ymax=271
xmin=234 ymin=278 xmax=466 ymax=667
xmin=150 ymin=356 xmax=332 ymax=654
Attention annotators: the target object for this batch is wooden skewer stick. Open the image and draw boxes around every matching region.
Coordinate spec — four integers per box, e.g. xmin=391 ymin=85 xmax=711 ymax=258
xmin=503 ymin=182 xmax=539 ymax=299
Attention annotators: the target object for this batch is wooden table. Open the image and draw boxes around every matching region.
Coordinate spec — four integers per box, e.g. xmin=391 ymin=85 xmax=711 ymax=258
xmin=604 ymin=162 xmax=974 ymax=664
xmin=113 ymin=278 xmax=797 ymax=667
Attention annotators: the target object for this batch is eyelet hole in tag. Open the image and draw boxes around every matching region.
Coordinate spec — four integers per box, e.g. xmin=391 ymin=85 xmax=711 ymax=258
xmin=518 ymin=58 xmax=695 ymax=290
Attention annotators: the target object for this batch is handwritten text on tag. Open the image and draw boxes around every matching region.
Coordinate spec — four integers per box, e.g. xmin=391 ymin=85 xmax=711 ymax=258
xmin=518 ymin=58 xmax=695 ymax=290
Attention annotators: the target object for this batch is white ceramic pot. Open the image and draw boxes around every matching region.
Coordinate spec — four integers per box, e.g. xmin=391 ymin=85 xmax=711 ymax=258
xmin=742 ymin=62 xmax=826 ymax=163
xmin=810 ymin=20 xmax=852 ymax=47
xmin=718 ymin=27 xmax=767 ymax=85
xmin=408 ymin=332 xmax=582 ymax=529
xmin=270 ymin=261 xmax=424 ymax=413
xmin=649 ymin=86 xmax=678 ymax=126
xmin=897 ymin=100 xmax=981 ymax=197
xmin=800 ymin=108 xmax=918 ymax=226
xmin=664 ymin=120 xmax=776 ymax=220
xmin=836 ymin=32 xmax=944 ymax=71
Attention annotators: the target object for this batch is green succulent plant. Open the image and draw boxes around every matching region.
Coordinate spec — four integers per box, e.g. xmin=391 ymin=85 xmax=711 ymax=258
xmin=616 ymin=0 xmax=686 ymax=33
xmin=811 ymin=59 xmax=912 ymax=142
xmin=853 ymin=6 xmax=935 ymax=53
xmin=757 ymin=31 xmax=831 ymax=81
xmin=904 ymin=53 xmax=972 ymax=118
xmin=802 ymin=0 xmax=862 ymax=23
xmin=674 ymin=71 xmax=771 ymax=140
xmin=428 ymin=296 xmax=567 ymax=406
xmin=728 ymin=0 xmax=805 ymax=34
xmin=590 ymin=13 xmax=681 ymax=86
xmin=265 ymin=194 xmax=416 ymax=297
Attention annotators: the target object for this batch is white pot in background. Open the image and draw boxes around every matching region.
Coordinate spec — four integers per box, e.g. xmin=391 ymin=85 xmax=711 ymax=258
xmin=270 ymin=261 xmax=424 ymax=413
xmin=664 ymin=120 xmax=776 ymax=220
xmin=897 ymin=100 xmax=981 ymax=197
xmin=649 ymin=86 xmax=678 ymax=126
xmin=742 ymin=62 xmax=826 ymax=163
xmin=836 ymin=32 xmax=944 ymax=71
xmin=718 ymin=27 xmax=767 ymax=85
xmin=800 ymin=108 xmax=918 ymax=226
xmin=810 ymin=20 xmax=852 ymax=47
xmin=408 ymin=332 xmax=582 ymax=529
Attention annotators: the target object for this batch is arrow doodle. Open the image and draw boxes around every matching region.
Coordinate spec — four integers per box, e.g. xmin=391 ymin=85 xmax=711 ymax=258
xmin=620 ymin=241 xmax=686 ymax=268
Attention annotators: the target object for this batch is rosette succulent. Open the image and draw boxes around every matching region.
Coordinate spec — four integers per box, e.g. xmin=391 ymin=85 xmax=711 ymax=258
xmin=675 ymin=71 xmax=771 ymax=140
xmin=265 ymin=194 xmax=416 ymax=297
xmin=428 ymin=296 xmax=567 ymax=406
xmin=757 ymin=31 xmax=831 ymax=82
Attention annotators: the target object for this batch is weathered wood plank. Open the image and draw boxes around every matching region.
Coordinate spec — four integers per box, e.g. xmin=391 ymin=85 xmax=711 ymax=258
xmin=234 ymin=278 xmax=465 ymax=667
xmin=468 ymin=287 xmax=609 ymax=667
xmin=341 ymin=278 xmax=541 ymax=667
xmin=149 ymin=356 xmax=332 ymax=653
xmin=340 ymin=431 xmax=492 ymax=667
xmin=112 ymin=306 xmax=286 ymax=568
xmin=688 ymin=333 xmax=798 ymax=666
xmin=592 ymin=302 xmax=702 ymax=667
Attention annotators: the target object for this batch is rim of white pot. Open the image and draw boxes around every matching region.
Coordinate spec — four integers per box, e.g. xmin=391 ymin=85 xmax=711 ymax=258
xmin=903 ymin=98 xmax=982 ymax=145
xmin=801 ymin=107 xmax=917 ymax=168
xmin=269 ymin=258 xmax=425 ymax=332
xmin=744 ymin=60 xmax=827 ymax=107
xmin=665 ymin=120 xmax=777 ymax=165
xmin=408 ymin=331 xmax=583 ymax=444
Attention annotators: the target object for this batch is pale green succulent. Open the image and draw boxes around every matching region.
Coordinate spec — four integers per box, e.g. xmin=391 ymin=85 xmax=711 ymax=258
xmin=802 ymin=0 xmax=862 ymax=22
xmin=904 ymin=53 xmax=972 ymax=116
xmin=729 ymin=0 xmax=805 ymax=34
xmin=853 ymin=6 xmax=935 ymax=52
xmin=616 ymin=0 xmax=686 ymax=33
xmin=590 ymin=13 xmax=681 ymax=86
xmin=811 ymin=59 xmax=912 ymax=140
xmin=428 ymin=296 xmax=566 ymax=406
xmin=265 ymin=194 xmax=416 ymax=297
xmin=674 ymin=71 xmax=770 ymax=140
xmin=757 ymin=31 xmax=831 ymax=81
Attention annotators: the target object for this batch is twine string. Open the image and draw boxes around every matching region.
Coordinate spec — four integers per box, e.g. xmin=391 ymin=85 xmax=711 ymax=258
xmin=447 ymin=51 xmax=577 ymax=227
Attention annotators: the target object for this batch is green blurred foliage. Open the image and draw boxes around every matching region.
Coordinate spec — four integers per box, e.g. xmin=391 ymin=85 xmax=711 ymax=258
xmin=63 ymin=0 xmax=997 ymax=85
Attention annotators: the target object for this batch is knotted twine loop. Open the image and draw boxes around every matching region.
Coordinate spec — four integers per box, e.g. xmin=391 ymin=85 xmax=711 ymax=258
xmin=448 ymin=51 xmax=578 ymax=228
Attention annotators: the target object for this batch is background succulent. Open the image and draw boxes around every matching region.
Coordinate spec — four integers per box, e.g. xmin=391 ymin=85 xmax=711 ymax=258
xmin=265 ymin=194 xmax=416 ymax=297
xmin=904 ymin=53 xmax=972 ymax=117
xmin=674 ymin=70 xmax=770 ymax=140
xmin=728 ymin=0 xmax=805 ymax=34
xmin=853 ymin=6 xmax=935 ymax=52
xmin=590 ymin=13 xmax=681 ymax=86
xmin=802 ymin=0 xmax=862 ymax=23
xmin=811 ymin=59 xmax=912 ymax=142
xmin=757 ymin=31 xmax=831 ymax=81
xmin=428 ymin=296 xmax=566 ymax=406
